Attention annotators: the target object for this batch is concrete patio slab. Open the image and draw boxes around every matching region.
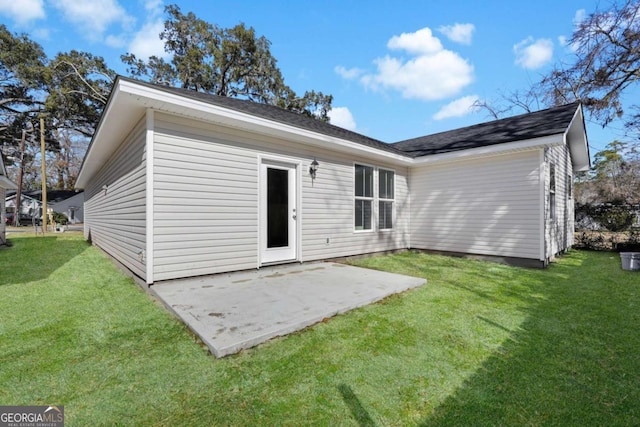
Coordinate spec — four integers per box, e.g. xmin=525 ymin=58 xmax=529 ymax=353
xmin=150 ymin=262 xmax=426 ymax=357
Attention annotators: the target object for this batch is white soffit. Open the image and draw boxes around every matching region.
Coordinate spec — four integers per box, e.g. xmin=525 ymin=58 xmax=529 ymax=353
xmin=564 ymin=106 xmax=591 ymax=172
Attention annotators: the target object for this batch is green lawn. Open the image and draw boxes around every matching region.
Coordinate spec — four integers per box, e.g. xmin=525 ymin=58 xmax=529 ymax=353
xmin=1 ymin=233 xmax=639 ymax=426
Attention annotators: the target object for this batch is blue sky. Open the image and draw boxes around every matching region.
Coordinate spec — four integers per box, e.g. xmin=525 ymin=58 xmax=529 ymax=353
xmin=0 ymin=0 xmax=632 ymax=156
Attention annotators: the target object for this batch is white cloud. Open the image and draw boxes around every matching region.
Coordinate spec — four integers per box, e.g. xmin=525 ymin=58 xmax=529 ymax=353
xmin=328 ymin=107 xmax=357 ymax=131
xmin=144 ymin=0 xmax=163 ymax=12
xmin=0 ymin=0 xmax=45 ymax=25
xmin=124 ymin=0 xmax=165 ymax=58
xmin=438 ymin=23 xmax=475 ymax=45
xmin=358 ymin=28 xmax=474 ymax=101
xmin=387 ymin=27 xmax=442 ymax=54
xmin=513 ymin=37 xmax=553 ymax=69
xmin=335 ymin=65 xmax=364 ymax=80
xmin=350 ymin=28 xmax=474 ymax=101
xmin=50 ymin=0 xmax=134 ymax=40
xmin=128 ymin=19 xmax=166 ymax=58
xmin=558 ymin=9 xmax=587 ymax=53
xmin=433 ymin=95 xmax=479 ymax=120
xmin=573 ymin=9 xmax=587 ymax=25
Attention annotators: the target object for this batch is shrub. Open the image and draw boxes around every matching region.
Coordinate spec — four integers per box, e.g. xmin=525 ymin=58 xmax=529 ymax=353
xmin=52 ymin=211 xmax=68 ymax=225
xmin=576 ymin=203 xmax=636 ymax=232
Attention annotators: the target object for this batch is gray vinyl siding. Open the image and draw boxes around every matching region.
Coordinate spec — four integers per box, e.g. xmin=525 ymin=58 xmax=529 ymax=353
xmin=152 ymin=113 xmax=409 ymax=282
xmin=410 ymin=150 xmax=542 ymax=260
xmin=50 ymin=192 xmax=84 ymax=223
xmin=84 ymin=118 xmax=147 ymax=279
xmin=0 ymin=187 xmax=5 ymax=244
xmin=545 ymin=144 xmax=574 ymax=258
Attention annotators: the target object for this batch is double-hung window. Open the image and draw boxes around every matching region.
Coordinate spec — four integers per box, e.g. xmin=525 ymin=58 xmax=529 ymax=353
xmin=549 ymin=163 xmax=556 ymax=220
xmin=355 ymin=164 xmax=373 ymax=230
xmin=354 ymin=165 xmax=395 ymax=231
xmin=378 ymin=169 xmax=394 ymax=229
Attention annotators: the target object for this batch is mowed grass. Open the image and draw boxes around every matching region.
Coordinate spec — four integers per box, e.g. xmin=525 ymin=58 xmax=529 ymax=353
xmin=1 ymin=233 xmax=639 ymax=426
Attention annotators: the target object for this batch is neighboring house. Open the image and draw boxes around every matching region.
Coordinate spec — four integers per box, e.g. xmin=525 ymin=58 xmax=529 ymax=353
xmin=6 ymin=190 xmax=84 ymax=225
xmin=0 ymin=152 xmax=18 ymax=244
xmin=75 ymin=77 xmax=590 ymax=285
xmin=49 ymin=191 xmax=84 ymax=224
xmin=5 ymin=193 xmax=42 ymax=225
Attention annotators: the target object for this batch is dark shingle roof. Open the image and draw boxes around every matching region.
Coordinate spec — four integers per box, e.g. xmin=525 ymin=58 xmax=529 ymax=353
xmin=8 ymin=190 xmax=81 ymax=203
xmin=122 ymin=77 xmax=580 ymax=160
xmin=121 ymin=76 xmax=407 ymax=157
xmin=392 ymin=102 xmax=580 ymax=157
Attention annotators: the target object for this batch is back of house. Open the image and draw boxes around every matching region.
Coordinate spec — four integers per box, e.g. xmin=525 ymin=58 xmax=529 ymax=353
xmin=76 ymin=77 xmax=589 ymax=284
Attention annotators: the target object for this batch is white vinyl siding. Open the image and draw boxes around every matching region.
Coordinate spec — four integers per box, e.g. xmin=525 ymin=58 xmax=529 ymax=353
xmin=84 ymin=118 xmax=147 ymax=279
xmin=545 ymin=145 xmax=574 ymax=258
xmin=410 ymin=150 xmax=542 ymax=260
xmin=303 ymin=159 xmax=409 ymax=261
xmin=152 ymin=114 xmax=259 ymax=281
xmin=151 ymin=113 xmax=410 ymax=281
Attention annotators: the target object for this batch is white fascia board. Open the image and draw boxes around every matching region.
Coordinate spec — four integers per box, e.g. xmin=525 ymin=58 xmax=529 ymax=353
xmin=119 ymin=80 xmax=412 ymax=165
xmin=411 ymin=134 xmax=564 ymax=165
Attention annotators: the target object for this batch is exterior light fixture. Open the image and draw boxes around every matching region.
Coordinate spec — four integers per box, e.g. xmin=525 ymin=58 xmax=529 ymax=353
xmin=309 ymin=158 xmax=319 ymax=180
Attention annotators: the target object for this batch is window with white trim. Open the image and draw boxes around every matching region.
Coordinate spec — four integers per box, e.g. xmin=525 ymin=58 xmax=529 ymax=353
xmin=378 ymin=169 xmax=394 ymax=229
xmin=355 ymin=164 xmax=373 ymax=230
xmin=549 ymin=163 xmax=556 ymax=220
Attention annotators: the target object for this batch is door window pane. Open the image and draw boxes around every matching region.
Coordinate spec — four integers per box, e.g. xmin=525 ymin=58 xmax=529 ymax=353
xmin=267 ymin=168 xmax=288 ymax=248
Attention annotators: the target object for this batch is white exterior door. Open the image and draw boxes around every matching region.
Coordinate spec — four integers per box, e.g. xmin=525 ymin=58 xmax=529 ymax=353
xmin=260 ymin=160 xmax=297 ymax=264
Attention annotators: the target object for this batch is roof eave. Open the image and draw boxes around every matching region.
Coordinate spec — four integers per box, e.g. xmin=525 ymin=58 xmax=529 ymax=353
xmin=564 ymin=104 xmax=591 ymax=172
xmin=76 ymin=78 xmax=412 ymax=189
xmin=75 ymin=80 xmax=125 ymax=189
xmin=124 ymin=79 xmax=412 ymax=164
xmin=411 ymin=134 xmax=564 ymax=165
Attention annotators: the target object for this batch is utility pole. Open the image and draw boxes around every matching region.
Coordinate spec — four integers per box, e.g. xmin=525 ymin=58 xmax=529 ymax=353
xmin=14 ymin=129 xmax=26 ymax=227
xmin=40 ymin=116 xmax=47 ymax=234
